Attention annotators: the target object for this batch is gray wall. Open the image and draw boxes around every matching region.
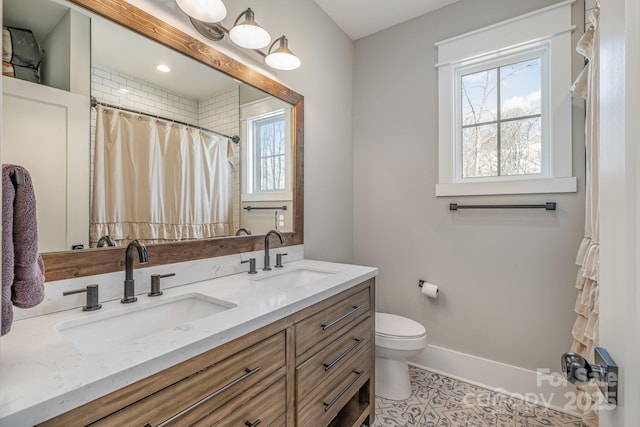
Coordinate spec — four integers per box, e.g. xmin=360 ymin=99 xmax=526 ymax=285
xmin=132 ymin=0 xmax=356 ymax=263
xmin=353 ymin=0 xmax=586 ymax=371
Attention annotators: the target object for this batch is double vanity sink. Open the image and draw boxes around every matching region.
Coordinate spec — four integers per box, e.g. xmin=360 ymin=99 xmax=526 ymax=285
xmin=0 ymin=260 xmax=376 ymax=426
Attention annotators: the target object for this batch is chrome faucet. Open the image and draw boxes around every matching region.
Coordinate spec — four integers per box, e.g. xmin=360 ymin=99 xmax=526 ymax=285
xmin=122 ymin=239 xmax=148 ymax=303
xmin=263 ymin=229 xmax=285 ymax=271
xmin=96 ymin=235 xmax=116 ymax=247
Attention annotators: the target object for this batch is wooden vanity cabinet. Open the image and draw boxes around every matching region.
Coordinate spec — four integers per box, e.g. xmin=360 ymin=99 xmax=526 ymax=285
xmin=294 ymin=287 xmax=374 ymax=427
xmin=38 ymin=279 xmax=375 ymax=427
xmin=37 ymin=330 xmax=288 ymax=427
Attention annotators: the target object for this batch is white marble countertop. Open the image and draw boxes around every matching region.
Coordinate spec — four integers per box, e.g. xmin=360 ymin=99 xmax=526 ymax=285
xmin=0 ymin=259 xmax=377 ymax=426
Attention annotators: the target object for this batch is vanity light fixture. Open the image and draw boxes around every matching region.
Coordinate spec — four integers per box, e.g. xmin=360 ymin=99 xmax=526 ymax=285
xmin=228 ymin=8 xmax=271 ymax=49
xmin=156 ymin=64 xmax=172 ymax=73
xmin=182 ymin=4 xmax=301 ymax=71
xmin=176 ymin=0 xmax=227 ymax=23
xmin=265 ymin=36 xmax=301 ymax=70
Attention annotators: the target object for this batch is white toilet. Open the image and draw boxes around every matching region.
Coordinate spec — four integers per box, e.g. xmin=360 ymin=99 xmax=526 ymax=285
xmin=375 ymin=312 xmax=427 ymax=400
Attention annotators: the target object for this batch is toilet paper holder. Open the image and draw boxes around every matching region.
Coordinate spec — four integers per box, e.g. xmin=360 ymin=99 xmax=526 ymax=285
xmin=417 ymin=280 xmax=428 ymax=288
xmin=418 ymin=280 xmax=439 ymax=299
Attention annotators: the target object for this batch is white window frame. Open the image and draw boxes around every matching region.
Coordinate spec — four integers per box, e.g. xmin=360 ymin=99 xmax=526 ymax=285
xmin=248 ymin=109 xmax=287 ymax=193
xmin=435 ymin=0 xmax=577 ymax=196
xmin=240 ymin=96 xmax=293 ymax=202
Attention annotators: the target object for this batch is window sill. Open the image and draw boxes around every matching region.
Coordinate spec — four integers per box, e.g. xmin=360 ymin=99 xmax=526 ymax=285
xmin=241 ymin=191 xmax=293 ymax=203
xmin=435 ymin=177 xmax=577 ymax=197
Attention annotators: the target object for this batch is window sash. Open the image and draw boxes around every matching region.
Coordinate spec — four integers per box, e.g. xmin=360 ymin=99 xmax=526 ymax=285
xmin=249 ymin=110 xmax=286 ymax=193
xmin=453 ymin=47 xmax=550 ymax=183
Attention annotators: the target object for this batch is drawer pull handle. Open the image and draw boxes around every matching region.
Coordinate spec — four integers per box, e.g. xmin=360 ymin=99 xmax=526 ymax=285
xmin=322 ymin=370 xmax=364 ymax=412
xmin=323 ymin=338 xmax=364 ymax=371
xmin=152 ymin=367 xmax=261 ymax=427
xmin=321 ymin=305 xmax=363 ymax=331
xmin=245 ymin=419 xmax=262 ymax=427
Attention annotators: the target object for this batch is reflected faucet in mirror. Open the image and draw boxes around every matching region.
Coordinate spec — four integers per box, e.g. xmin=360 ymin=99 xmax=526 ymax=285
xmin=263 ymin=229 xmax=285 ymax=271
xmin=235 ymin=227 xmax=252 ymax=236
xmin=96 ymin=235 xmax=116 ymax=247
xmin=122 ymin=240 xmax=148 ymax=304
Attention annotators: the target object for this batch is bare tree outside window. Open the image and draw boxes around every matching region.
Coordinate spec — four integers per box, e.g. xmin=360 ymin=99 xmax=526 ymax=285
xmin=253 ymin=113 xmax=286 ymax=191
xmin=461 ymin=58 xmax=542 ymax=178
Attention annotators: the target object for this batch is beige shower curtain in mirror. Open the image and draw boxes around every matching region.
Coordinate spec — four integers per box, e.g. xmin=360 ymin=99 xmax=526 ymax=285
xmin=570 ymin=6 xmax=599 ymax=425
xmin=90 ymin=105 xmax=234 ymax=246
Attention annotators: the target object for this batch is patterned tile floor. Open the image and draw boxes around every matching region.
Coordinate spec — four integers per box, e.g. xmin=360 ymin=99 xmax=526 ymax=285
xmin=371 ymin=366 xmax=587 ymax=427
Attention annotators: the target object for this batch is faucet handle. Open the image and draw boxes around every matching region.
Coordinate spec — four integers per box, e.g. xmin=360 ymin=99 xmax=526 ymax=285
xmin=149 ymin=273 xmax=175 ymax=296
xmin=63 ymin=284 xmax=102 ymax=311
xmin=275 ymin=253 xmax=288 ymax=268
xmin=241 ymin=258 xmax=258 ymax=274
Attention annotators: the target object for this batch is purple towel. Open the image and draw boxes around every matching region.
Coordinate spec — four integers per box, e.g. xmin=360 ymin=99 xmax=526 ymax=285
xmin=2 ymin=164 xmax=45 ymax=336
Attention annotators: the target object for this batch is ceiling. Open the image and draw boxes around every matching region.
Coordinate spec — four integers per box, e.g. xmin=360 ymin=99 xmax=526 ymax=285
xmin=92 ymin=18 xmax=238 ymax=99
xmin=312 ymin=0 xmax=461 ymax=40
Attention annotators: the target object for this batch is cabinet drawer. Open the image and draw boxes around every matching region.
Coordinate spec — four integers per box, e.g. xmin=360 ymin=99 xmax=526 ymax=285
xmin=192 ymin=376 xmax=286 ymax=427
xmin=297 ymin=345 xmax=371 ymax=427
xmin=295 ymin=288 xmax=370 ymax=359
xmin=91 ymin=332 xmax=285 ymax=427
xmin=296 ymin=317 xmax=371 ymax=402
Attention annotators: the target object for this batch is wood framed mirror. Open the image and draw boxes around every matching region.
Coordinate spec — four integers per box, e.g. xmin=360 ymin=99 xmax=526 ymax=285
xmin=37 ymin=0 xmax=303 ymax=281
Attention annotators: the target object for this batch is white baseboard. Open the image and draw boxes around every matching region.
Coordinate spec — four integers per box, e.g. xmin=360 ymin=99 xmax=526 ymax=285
xmin=409 ymin=344 xmax=582 ymax=417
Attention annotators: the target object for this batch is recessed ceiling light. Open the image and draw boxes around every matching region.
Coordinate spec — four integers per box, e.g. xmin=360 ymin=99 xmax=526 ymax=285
xmin=156 ymin=64 xmax=171 ymax=73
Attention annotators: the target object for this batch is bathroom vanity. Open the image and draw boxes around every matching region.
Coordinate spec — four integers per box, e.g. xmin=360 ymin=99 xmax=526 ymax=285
xmin=0 ymin=260 xmax=377 ymax=427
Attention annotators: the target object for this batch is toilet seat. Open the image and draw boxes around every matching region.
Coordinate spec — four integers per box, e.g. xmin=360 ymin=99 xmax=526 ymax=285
xmin=375 ymin=312 xmax=427 ymax=351
xmin=376 ymin=312 xmax=426 ymax=338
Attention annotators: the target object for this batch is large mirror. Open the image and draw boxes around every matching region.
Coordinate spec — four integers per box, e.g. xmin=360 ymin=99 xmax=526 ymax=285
xmin=1 ymin=0 xmax=303 ymax=281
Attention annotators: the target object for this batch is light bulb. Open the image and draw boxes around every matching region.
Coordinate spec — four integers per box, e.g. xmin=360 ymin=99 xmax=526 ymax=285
xmin=229 ymin=8 xmax=271 ymax=49
xmin=176 ymin=0 xmax=226 ymax=23
xmin=265 ymin=36 xmax=301 ymax=70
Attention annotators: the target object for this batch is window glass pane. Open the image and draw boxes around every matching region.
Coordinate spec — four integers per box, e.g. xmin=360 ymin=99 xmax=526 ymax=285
xmin=500 ymin=58 xmax=541 ymax=120
xmin=462 ymin=124 xmax=498 ymax=177
xmin=256 ymin=118 xmax=285 ymax=157
xmin=500 ymin=117 xmax=541 ymax=176
xmin=260 ymin=156 xmax=285 ymax=190
xmin=254 ymin=114 xmax=285 ymax=191
xmin=461 ymin=69 xmax=497 ymax=125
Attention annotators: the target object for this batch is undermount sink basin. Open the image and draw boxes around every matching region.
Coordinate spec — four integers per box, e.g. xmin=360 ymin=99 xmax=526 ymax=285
xmin=57 ymin=293 xmax=235 ymax=354
xmin=254 ymin=268 xmax=335 ymax=288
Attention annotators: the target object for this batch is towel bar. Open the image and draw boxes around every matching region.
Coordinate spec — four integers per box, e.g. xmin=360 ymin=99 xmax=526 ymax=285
xmin=449 ymin=202 xmax=557 ymax=211
xmin=243 ymin=206 xmax=288 ymax=211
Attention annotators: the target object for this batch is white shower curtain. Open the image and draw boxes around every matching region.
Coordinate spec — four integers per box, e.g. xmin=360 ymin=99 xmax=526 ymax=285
xmin=90 ymin=105 xmax=234 ymax=246
xmin=571 ymin=4 xmax=599 ymax=370
xmin=570 ymin=6 xmax=599 ymax=425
